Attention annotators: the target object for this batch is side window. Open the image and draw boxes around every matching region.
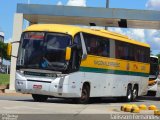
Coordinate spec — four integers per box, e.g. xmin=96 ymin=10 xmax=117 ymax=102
xmin=128 ymin=44 xmax=134 ymax=61
xmin=142 ymin=47 xmax=150 ymax=63
xmin=115 ymin=41 xmax=129 ymax=60
xmin=145 ymin=48 xmax=150 ymax=63
xmin=83 ymin=33 xmax=98 ymax=55
xmin=97 ymin=38 xmax=110 ymax=57
xmin=115 ymin=41 xmax=150 ymax=63
xmin=83 ymin=33 xmax=110 ymax=57
xmin=132 ymin=45 xmax=150 ymax=63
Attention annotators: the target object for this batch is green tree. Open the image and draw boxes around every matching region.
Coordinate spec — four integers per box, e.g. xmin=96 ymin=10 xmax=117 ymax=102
xmin=0 ymin=41 xmax=11 ymax=60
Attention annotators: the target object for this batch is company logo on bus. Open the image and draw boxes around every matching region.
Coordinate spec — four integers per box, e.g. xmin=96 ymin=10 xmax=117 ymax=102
xmin=126 ymin=63 xmax=130 ymax=71
xmin=133 ymin=64 xmax=138 ymax=70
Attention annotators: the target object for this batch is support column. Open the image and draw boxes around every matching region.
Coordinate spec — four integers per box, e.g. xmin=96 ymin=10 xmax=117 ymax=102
xmin=105 ymin=0 xmax=110 ymax=30
xmin=7 ymin=13 xmax=23 ymax=92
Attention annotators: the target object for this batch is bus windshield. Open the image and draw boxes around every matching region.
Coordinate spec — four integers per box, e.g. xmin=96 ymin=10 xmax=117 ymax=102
xmin=17 ymin=32 xmax=71 ymax=71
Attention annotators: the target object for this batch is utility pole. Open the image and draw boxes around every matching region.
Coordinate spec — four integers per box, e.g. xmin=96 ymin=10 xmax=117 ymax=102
xmin=106 ymin=0 xmax=109 ymax=8
xmin=105 ymin=0 xmax=109 ymax=30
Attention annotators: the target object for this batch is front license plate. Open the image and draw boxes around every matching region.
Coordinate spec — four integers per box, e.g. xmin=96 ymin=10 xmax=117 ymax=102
xmin=33 ymin=85 xmax=42 ymax=89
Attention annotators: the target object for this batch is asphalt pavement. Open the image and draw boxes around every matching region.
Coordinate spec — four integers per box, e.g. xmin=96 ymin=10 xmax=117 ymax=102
xmin=0 ymin=93 xmax=160 ymax=120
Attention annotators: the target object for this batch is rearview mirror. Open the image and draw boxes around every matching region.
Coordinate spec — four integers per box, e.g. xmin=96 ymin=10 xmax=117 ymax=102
xmin=65 ymin=47 xmax=71 ymax=61
xmin=7 ymin=43 xmax=12 ymax=56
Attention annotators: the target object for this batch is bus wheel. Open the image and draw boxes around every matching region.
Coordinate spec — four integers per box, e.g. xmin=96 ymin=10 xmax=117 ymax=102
xmin=124 ymin=85 xmax=132 ymax=102
xmin=32 ymin=94 xmax=48 ymax=102
xmin=73 ymin=84 xmax=90 ymax=104
xmin=132 ymin=86 xmax=138 ymax=101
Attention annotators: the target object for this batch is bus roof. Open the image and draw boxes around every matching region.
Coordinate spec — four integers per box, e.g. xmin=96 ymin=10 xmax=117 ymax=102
xmin=25 ymin=24 xmax=150 ymax=48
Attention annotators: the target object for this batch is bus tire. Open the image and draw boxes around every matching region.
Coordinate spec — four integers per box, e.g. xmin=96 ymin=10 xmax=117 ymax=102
xmin=124 ymin=85 xmax=132 ymax=102
xmin=73 ymin=84 xmax=90 ymax=104
xmin=32 ymin=94 xmax=48 ymax=102
xmin=132 ymin=85 xmax=138 ymax=101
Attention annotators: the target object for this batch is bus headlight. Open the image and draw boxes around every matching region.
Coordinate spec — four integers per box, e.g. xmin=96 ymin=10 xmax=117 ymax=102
xmin=17 ymin=81 xmax=24 ymax=85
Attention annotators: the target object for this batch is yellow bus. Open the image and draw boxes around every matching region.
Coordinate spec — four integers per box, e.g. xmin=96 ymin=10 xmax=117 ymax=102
xmin=13 ymin=24 xmax=150 ymax=103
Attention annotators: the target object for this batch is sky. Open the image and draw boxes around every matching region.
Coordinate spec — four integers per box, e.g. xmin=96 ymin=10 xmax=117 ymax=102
xmin=0 ymin=0 xmax=160 ymax=55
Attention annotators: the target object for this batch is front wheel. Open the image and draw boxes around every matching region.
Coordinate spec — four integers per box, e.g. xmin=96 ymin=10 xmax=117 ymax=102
xmin=32 ymin=94 xmax=48 ymax=102
xmin=73 ymin=84 xmax=90 ymax=104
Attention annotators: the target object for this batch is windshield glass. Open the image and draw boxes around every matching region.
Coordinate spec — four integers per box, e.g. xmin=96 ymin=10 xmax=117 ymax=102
xmin=17 ymin=32 xmax=71 ymax=71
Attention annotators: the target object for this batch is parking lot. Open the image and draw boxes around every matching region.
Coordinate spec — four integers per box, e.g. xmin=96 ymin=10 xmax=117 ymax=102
xmin=0 ymin=93 xmax=160 ymax=120
xmin=0 ymin=93 xmax=160 ymax=114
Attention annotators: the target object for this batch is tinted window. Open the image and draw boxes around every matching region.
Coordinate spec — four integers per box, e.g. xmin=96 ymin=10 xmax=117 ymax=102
xmin=115 ymin=40 xmax=150 ymax=63
xmin=134 ymin=45 xmax=150 ymax=63
xmin=115 ymin=41 xmax=129 ymax=60
xmin=46 ymin=33 xmax=71 ymax=49
xmin=83 ymin=33 xmax=109 ymax=57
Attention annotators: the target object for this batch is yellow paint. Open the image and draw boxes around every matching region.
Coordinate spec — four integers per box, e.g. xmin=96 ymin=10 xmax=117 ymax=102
xmin=139 ymin=104 xmax=148 ymax=110
xmin=121 ymin=104 xmax=130 ymax=111
xmin=154 ymin=110 xmax=160 ymax=116
xmin=65 ymin=47 xmax=71 ymax=61
xmin=7 ymin=43 xmax=12 ymax=56
xmin=124 ymin=106 xmax=133 ymax=112
xmin=24 ymin=24 xmax=150 ymax=74
xmin=148 ymin=105 xmax=157 ymax=110
xmin=25 ymin=24 xmax=150 ymax=48
xmin=81 ymin=55 xmax=150 ymax=74
xmin=131 ymin=106 xmax=140 ymax=113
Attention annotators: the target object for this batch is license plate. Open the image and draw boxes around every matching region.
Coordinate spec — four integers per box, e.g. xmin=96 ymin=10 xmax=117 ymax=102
xmin=33 ymin=85 xmax=42 ymax=89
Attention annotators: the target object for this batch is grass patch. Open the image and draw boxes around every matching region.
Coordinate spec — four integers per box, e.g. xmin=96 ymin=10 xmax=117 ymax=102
xmin=0 ymin=74 xmax=10 ymax=85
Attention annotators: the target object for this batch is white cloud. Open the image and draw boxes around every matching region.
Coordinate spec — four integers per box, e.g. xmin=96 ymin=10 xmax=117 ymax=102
xmin=108 ymin=27 xmax=160 ymax=53
xmin=108 ymin=28 xmax=125 ymax=35
xmin=4 ymin=38 xmax=12 ymax=43
xmin=0 ymin=32 xmax=4 ymax=37
xmin=146 ymin=0 xmax=160 ymax=10
xmin=67 ymin=0 xmax=86 ymax=7
xmin=145 ymin=30 xmax=160 ymax=51
xmin=109 ymin=28 xmax=145 ymax=42
xmin=145 ymin=0 xmax=160 ymax=53
xmin=57 ymin=1 xmax=63 ymax=5
xmin=107 ymin=0 xmax=160 ymax=54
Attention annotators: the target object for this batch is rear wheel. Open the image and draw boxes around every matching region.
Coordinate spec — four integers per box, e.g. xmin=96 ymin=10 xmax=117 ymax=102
xmin=132 ymin=86 xmax=138 ymax=101
xmin=32 ymin=94 xmax=48 ymax=102
xmin=124 ymin=85 xmax=132 ymax=102
xmin=73 ymin=84 xmax=90 ymax=104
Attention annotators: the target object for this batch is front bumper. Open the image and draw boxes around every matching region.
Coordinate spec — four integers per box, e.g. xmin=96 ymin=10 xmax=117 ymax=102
xmin=15 ymin=72 xmax=80 ymax=98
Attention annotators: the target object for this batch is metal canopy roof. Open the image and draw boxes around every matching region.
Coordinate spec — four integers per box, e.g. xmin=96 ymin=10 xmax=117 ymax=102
xmin=17 ymin=4 xmax=160 ymax=29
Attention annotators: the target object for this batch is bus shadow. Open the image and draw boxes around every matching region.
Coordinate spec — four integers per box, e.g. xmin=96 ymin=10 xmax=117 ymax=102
xmin=138 ymin=96 xmax=160 ymax=101
xmin=15 ymin=97 xmax=146 ymax=104
xmin=12 ymin=96 xmax=160 ymax=104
